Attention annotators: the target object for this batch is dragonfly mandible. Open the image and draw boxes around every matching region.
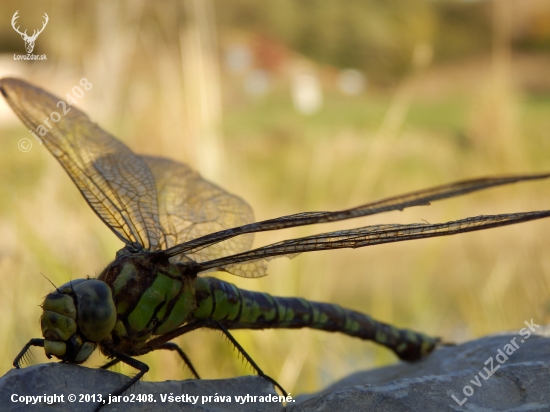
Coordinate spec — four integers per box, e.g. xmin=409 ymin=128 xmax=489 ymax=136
xmin=2 ymin=77 xmax=550 ymax=411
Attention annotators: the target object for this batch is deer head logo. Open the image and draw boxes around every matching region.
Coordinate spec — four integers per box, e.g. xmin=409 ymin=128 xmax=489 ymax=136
xmin=11 ymin=11 xmax=49 ymax=54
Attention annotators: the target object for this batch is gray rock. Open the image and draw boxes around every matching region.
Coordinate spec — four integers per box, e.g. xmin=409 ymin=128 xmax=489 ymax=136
xmin=1 ymin=325 xmax=549 ymax=411
xmin=0 ymin=364 xmax=284 ymax=412
xmin=291 ymin=324 xmax=550 ymax=411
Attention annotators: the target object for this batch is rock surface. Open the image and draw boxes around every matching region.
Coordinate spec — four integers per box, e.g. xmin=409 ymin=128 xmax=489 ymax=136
xmin=1 ymin=325 xmax=549 ymax=411
xmin=0 ymin=364 xmax=284 ymax=412
xmin=292 ymin=324 xmax=550 ymax=411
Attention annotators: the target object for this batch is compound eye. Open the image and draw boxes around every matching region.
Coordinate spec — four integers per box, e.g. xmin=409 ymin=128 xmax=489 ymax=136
xmin=73 ymin=280 xmax=116 ymax=342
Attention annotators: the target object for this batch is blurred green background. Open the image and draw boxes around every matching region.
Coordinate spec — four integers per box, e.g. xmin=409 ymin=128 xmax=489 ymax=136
xmin=1 ymin=0 xmax=550 ymax=396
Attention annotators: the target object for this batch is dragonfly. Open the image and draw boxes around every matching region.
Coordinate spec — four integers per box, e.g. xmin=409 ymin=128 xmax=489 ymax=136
xmin=2 ymin=77 xmax=550 ymax=410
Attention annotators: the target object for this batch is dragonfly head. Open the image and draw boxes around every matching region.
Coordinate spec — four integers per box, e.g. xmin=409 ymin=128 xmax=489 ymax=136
xmin=40 ymin=278 xmax=116 ymax=364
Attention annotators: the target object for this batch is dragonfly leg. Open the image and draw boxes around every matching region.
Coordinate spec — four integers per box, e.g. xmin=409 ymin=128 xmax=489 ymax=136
xmin=208 ymin=320 xmax=288 ymax=397
xmin=13 ymin=338 xmax=45 ymax=368
xmin=94 ymin=352 xmax=149 ymax=412
xmin=144 ymin=319 xmax=287 ymax=396
xmin=100 ymin=358 xmax=120 ymax=370
xmin=154 ymin=342 xmax=200 ymax=379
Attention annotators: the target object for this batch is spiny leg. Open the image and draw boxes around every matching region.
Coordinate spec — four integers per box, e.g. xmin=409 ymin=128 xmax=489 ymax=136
xmin=208 ymin=320 xmax=287 ymax=397
xmin=154 ymin=342 xmax=200 ymax=379
xmin=93 ymin=352 xmax=149 ymax=412
xmin=144 ymin=319 xmax=287 ymax=396
xmin=101 ymin=343 xmax=199 ymax=379
xmin=100 ymin=358 xmax=120 ymax=370
xmin=13 ymin=338 xmax=45 ymax=368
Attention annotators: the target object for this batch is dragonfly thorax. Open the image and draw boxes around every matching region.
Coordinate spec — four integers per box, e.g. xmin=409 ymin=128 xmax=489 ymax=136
xmin=40 ymin=278 xmax=116 ymax=364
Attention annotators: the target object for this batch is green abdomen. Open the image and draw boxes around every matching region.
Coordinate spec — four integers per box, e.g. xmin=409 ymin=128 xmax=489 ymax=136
xmin=191 ymin=277 xmax=438 ymax=361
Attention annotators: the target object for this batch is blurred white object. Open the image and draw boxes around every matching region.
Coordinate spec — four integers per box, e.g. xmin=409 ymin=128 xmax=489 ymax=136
xmin=336 ymin=69 xmax=366 ymax=95
xmin=291 ymin=71 xmax=323 ymax=115
xmin=244 ymin=69 xmax=270 ymax=97
xmin=225 ymin=44 xmax=252 ymax=73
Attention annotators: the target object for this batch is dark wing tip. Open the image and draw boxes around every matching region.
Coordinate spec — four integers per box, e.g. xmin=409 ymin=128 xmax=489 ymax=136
xmin=0 ymin=77 xmax=49 ymax=114
xmin=0 ymin=77 xmax=36 ymax=97
xmin=0 ymin=77 xmax=21 ymax=99
xmin=0 ymin=77 xmax=90 ymax=126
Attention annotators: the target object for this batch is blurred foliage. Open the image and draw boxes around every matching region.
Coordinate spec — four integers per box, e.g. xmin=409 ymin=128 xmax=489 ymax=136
xmin=215 ymin=0 xmax=549 ymax=83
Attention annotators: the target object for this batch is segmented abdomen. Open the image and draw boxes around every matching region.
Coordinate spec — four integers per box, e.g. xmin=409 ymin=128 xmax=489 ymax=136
xmin=191 ymin=277 xmax=438 ymax=361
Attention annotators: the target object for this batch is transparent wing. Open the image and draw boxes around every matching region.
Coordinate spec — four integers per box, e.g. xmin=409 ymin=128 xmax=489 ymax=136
xmin=196 ymin=211 xmax=550 ymax=274
xmin=4 ymin=78 xmax=549 ymax=278
xmin=161 ymin=173 xmax=550 ymax=263
xmin=0 ymin=78 xmax=161 ymax=249
xmin=142 ymin=156 xmax=261 ymax=269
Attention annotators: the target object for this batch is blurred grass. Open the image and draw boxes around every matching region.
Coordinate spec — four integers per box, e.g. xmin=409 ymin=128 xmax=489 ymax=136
xmin=0 ymin=0 xmax=550 ymax=398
